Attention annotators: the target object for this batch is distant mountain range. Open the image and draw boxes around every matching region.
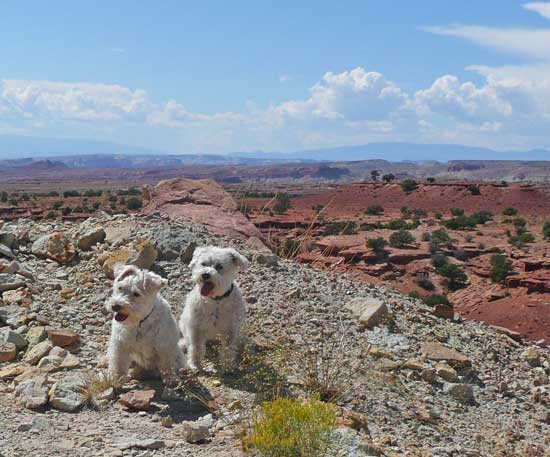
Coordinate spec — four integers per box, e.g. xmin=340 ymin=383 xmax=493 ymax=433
xmin=0 ymin=134 xmax=549 ymax=165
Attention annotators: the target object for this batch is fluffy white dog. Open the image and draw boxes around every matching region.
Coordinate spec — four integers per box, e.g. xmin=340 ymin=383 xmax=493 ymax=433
xmin=179 ymin=246 xmax=249 ymax=372
xmin=105 ymin=264 xmax=185 ymax=383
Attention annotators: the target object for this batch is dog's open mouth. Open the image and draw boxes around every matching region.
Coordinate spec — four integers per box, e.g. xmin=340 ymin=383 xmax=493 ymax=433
xmin=114 ymin=312 xmax=128 ymax=322
xmin=200 ymin=282 xmax=215 ymax=297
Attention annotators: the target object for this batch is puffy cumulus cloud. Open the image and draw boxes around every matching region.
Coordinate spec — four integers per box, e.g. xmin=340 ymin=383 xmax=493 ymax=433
xmin=414 ymin=74 xmax=512 ymax=122
xmin=523 ymin=2 xmax=550 ymax=19
xmin=271 ymin=68 xmax=408 ymax=123
xmin=0 ymin=79 xmax=153 ymax=122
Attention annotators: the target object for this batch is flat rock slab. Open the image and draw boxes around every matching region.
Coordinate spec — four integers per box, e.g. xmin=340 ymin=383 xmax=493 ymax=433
xmin=421 ymin=342 xmax=471 ymax=367
xmin=345 ymin=297 xmax=389 ymax=329
xmin=47 ymin=329 xmax=80 ymax=347
xmin=118 ymin=389 xmax=155 ymax=410
xmin=0 ymin=273 xmax=26 ymax=292
xmin=116 ymin=439 xmax=165 ymax=450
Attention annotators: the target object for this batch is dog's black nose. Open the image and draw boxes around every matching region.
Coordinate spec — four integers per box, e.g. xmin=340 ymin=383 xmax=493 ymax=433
xmin=202 ymin=273 xmax=211 ymax=280
xmin=112 ymin=304 xmax=122 ymax=312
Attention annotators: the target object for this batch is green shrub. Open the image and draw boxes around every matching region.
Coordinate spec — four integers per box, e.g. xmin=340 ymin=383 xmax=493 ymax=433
xmin=508 ymin=233 xmax=535 ymax=247
xmin=9 ymin=199 xmax=18 ymax=206
xmin=434 ymin=211 xmax=442 ymax=220
xmin=324 ymin=221 xmax=357 ymax=235
xmin=416 ymin=277 xmax=435 ymax=291
xmin=125 ymin=197 xmax=143 ymax=210
xmin=543 ymin=221 xmax=550 ymax=240
xmin=408 ymin=291 xmax=420 ymax=299
xmin=389 ymin=229 xmax=415 ymax=248
xmin=0 ymin=191 xmax=7 ymax=202
xmin=47 ymin=191 xmax=59 ymax=197
xmin=108 ymin=195 xmax=118 ymax=203
xmin=400 ymin=179 xmax=418 ymax=193
xmin=244 ymin=396 xmax=337 ymax=457
xmin=63 ymin=190 xmax=80 ymax=198
xmin=93 ymin=202 xmax=101 ymax=210
xmin=387 ymin=219 xmax=407 ymax=230
xmin=427 ymin=177 xmax=435 ymax=183
xmin=421 ymin=232 xmax=431 ymax=242
xmin=382 ymin=173 xmax=395 ymax=182
xmin=431 ymin=253 xmax=448 ymax=269
xmin=467 ymin=184 xmax=481 ymax=196
xmin=312 ymin=204 xmax=324 ymax=213
xmin=450 ymin=208 xmax=464 ymax=216
xmin=430 ymin=229 xmax=452 ymax=250
xmin=365 ymin=204 xmax=384 ymax=215
xmin=366 ymin=237 xmax=388 ymax=253
xmin=283 ymin=239 xmax=301 ymax=257
xmin=274 ymin=193 xmax=292 ymax=214
xmin=370 ymin=170 xmax=380 ymax=181
xmin=490 ymin=254 xmax=512 ymax=284
xmin=52 ymin=201 xmax=64 ymax=210
xmin=61 ymin=207 xmax=72 ymax=216
xmin=73 ymin=206 xmax=83 ymax=213
xmin=437 ymin=264 xmax=468 ymax=290
xmin=502 ymin=207 xmax=517 ymax=216
xmin=423 ymin=294 xmax=451 ymax=307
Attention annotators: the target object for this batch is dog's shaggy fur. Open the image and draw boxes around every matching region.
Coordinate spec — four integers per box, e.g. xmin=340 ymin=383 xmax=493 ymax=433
xmin=179 ymin=246 xmax=249 ymax=372
xmin=105 ymin=265 xmax=185 ymax=383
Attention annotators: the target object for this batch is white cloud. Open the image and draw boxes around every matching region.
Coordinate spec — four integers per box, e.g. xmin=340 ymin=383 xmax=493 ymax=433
xmin=279 ymin=75 xmax=292 ymax=83
xmin=0 ymin=79 xmax=152 ymax=122
xmin=111 ymin=47 xmax=126 ymax=54
xmin=270 ymin=67 xmax=408 ymax=123
xmin=523 ymin=2 xmax=550 ymax=19
xmin=422 ymin=24 xmax=550 ymax=60
xmin=414 ymin=74 xmax=512 ymax=122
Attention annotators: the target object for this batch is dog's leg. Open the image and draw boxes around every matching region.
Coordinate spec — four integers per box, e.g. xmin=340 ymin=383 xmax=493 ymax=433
xmin=187 ymin=334 xmax=206 ymax=372
xmin=107 ymin=338 xmax=132 ymax=384
xmin=218 ymin=331 xmax=239 ymax=373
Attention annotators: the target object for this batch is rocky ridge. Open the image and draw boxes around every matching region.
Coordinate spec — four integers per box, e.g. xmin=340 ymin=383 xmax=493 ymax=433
xmin=0 ymin=185 xmax=549 ymax=456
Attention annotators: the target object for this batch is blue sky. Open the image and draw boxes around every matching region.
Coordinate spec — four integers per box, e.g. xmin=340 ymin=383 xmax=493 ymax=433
xmin=1 ymin=1 xmax=550 ymax=154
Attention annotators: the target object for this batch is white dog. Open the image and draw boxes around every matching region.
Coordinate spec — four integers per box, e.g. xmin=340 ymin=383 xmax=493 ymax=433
xmin=105 ymin=264 xmax=185 ymax=383
xmin=179 ymin=246 xmax=248 ymax=372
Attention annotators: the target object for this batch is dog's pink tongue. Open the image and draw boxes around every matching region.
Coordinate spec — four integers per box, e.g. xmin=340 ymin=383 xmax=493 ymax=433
xmin=114 ymin=313 xmax=128 ymax=322
xmin=200 ymin=282 xmax=215 ymax=297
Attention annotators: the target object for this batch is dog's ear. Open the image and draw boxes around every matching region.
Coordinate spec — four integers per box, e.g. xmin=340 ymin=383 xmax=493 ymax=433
xmin=114 ymin=264 xmax=138 ymax=281
xmin=143 ymin=271 xmax=168 ymax=292
xmin=228 ymin=248 xmax=249 ymax=271
xmin=189 ymin=246 xmax=206 ymax=268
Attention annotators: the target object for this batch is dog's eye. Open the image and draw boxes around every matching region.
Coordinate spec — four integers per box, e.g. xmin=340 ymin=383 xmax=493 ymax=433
xmin=215 ymin=264 xmax=223 ymax=271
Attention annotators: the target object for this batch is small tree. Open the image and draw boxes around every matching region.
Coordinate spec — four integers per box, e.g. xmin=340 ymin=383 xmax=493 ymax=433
xmin=416 ymin=277 xmax=435 ymax=291
xmin=543 ymin=221 xmax=550 ymax=240
xmin=490 ymin=254 xmax=512 ymax=283
xmin=423 ymin=294 xmax=451 ymax=307
xmin=366 ymin=204 xmax=384 ymax=215
xmin=430 ymin=228 xmax=452 ymax=251
xmin=366 ymin=237 xmax=388 ymax=253
xmin=450 ymin=207 xmax=464 ymax=216
xmin=467 ymin=184 xmax=481 ymax=196
xmin=61 ymin=207 xmax=72 ymax=216
xmin=502 ymin=207 xmax=517 ymax=216
xmin=389 ymin=229 xmax=415 ymax=248
xmin=382 ymin=173 xmax=395 ymax=183
xmin=426 ymin=177 xmax=435 ymax=183
xmin=400 ymin=179 xmax=418 ymax=193
xmin=0 ymin=191 xmax=7 ymax=202
xmin=274 ymin=193 xmax=291 ymax=214
xmin=52 ymin=201 xmax=63 ymax=210
xmin=370 ymin=170 xmax=380 ymax=182
xmin=437 ymin=264 xmax=468 ymax=290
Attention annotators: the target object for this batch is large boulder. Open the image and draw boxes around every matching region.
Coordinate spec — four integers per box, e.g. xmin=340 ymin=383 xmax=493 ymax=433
xmin=141 ymin=178 xmax=269 ymax=246
xmin=76 ymin=227 xmax=106 ymax=250
xmin=31 ymin=232 xmax=75 ymax=264
xmin=98 ymin=238 xmax=158 ymax=278
xmin=48 ymin=375 xmax=88 ymax=412
xmin=152 ymin=226 xmax=196 ymax=262
xmin=345 ymin=297 xmax=389 ymax=329
xmin=15 ymin=378 xmax=49 ymax=409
